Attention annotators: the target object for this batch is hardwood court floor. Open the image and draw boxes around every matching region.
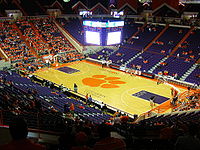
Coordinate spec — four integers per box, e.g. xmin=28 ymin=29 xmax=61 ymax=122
xmin=33 ymin=61 xmax=186 ymax=115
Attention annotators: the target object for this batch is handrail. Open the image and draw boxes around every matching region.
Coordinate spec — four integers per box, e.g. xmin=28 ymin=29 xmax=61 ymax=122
xmin=143 ymin=24 xmax=169 ymax=52
xmin=0 ymin=47 xmax=9 ymax=61
xmin=127 ymin=22 xmax=147 ymax=43
xmin=54 ymin=20 xmax=83 ymax=53
xmin=170 ymin=26 xmax=195 ymax=56
xmin=0 ymin=111 xmax=62 ymax=135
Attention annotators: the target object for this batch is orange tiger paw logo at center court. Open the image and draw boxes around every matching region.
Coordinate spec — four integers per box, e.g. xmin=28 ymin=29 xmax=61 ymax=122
xmin=82 ymin=75 xmax=126 ymax=88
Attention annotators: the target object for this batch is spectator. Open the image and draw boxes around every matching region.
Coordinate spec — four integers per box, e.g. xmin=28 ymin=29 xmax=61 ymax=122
xmin=70 ymin=103 xmax=75 ymax=116
xmin=71 ymin=131 xmax=90 ymax=150
xmin=64 ymin=103 xmax=70 ymax=114
xmin=85 ymin=93 xmax=89 ymax=103
xmin=87 ymin=95 xmax=92 ymax=105
xmin=175 ymin=124 xmax=200 ymax=150
xmin=74 ymin=83 xmax=78 ymax=93
xmin=120 ymin=114 xmax=129 ymax=124
xmin=0 ymin=117 xmax=46 ymax=150
xmin=101 ymin=104 xmax=107 ymax=114
xmin=93 ymin=124 xmax=126 ymax=150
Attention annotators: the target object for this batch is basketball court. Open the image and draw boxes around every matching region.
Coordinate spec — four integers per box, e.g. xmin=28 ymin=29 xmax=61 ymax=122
xmin=33 ymin=61 xmax=186 ymax=115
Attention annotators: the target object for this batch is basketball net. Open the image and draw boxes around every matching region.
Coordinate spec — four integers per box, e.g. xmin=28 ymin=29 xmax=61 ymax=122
xmin=52 ymin=55 xmax=59 ymax=67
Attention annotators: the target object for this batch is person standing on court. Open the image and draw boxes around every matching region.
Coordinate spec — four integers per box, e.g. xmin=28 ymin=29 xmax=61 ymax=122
xmin=150 ymin=96 xmax=156 ymax=109
xmin=85 ymin=93 xmax=89 ymax=104
xmin=74 ymin=83 xmax=78 ymax=93
xmin=88 ymin=95 xmax=92 ymax=105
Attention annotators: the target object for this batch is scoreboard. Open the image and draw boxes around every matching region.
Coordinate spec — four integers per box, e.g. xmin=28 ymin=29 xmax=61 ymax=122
xmin=83 ymin=20 xmax=124 ymax=46
xmin=83 ymin=20 xmax=124 ymax=28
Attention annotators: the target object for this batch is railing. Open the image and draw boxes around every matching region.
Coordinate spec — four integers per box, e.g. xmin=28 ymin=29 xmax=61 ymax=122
xmin=154 ymin=74 xmax=199 ymax=89
xmin=54 ymin=20 xmax=83 ymax=53
xmin=0 ymin=110 xmax=63 ymax=134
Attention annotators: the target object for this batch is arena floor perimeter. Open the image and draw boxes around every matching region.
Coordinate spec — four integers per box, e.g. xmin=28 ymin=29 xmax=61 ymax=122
xmin=33 ymin=60 xmax=186 ymax=115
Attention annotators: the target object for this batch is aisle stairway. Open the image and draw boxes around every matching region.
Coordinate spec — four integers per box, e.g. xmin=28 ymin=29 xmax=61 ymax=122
xmin=148 ymin=56 xmax=168 ymax=73
xmin=180 ymin=63 xmax=198 ymax=81
xmin=124 ymin=52 xmax=143 ymax=66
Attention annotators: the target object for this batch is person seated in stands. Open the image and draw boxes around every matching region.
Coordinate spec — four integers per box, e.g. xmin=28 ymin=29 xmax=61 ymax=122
xmin=163 ymin=71 xmax=169 ymax=76
xmin=71 ymin=131 xmax=90 ymax=150
xmin=105 ymin=120 xmax=113 ymax=126
xmin=64 ymin=111 xmax=75 ymax=122
xmin=77 ymin=104 xmax=85 ymax=110
xmin=161 ymin=50 xmax=166 ymax=53
xmin=160 ymin=62 xmax=167 ymax=66
xmin=143 ymin=60 xmax=149 ymax=64
xmin=113 ymin=114 xmax=121 ymax=125
xmin=196 ymin=74 xmax=200 ymax=78
xmin=158 ymin=71 xmax=163 ymax=76
xmin=93 ymin=124 xmax=126 ymax=150
xmin=70 ymin=103 xmax=75 ymax=116
xmin=11 ymin=100 xmax=21 ymax=115
xmin=175 ymin=124 xmax=200 ymax=150
xmin=0 ymin=117 xmax=46 ymax=150
xmin=188 ymin=50 xmax=193 ymax=54
xmin=182 ymin=51 xmax=188 ymax=55
xmin=185 ymin=58 xmax=191 ymax=62
xmin=131 ymin=64 xmax=136 ymax=69
xmin=160 ymin=41 xmax=164 ymax=45
xmin=189 ymin=55 xmax=195 ymax=59
xmin=159 ymin=124 xmax=175 ymax=143
xmin=49 ymin=105 xmax=58 ymax=113
xmin=136 ymin=65 xmax=141 ymax=70
xmin=113 ymin=110 xmax=121 ymax=118
xmin=5 ymin=80 xmax=13 ymax=87
xmin=120 ymin=114 xmax=129 ymax=124
xmin=116 ymin=52 xmax=122 ymax=56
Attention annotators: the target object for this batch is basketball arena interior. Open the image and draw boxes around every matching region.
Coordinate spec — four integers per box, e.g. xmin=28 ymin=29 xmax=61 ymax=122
xmin=0 ymin=0 xmax=200 ymax=149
